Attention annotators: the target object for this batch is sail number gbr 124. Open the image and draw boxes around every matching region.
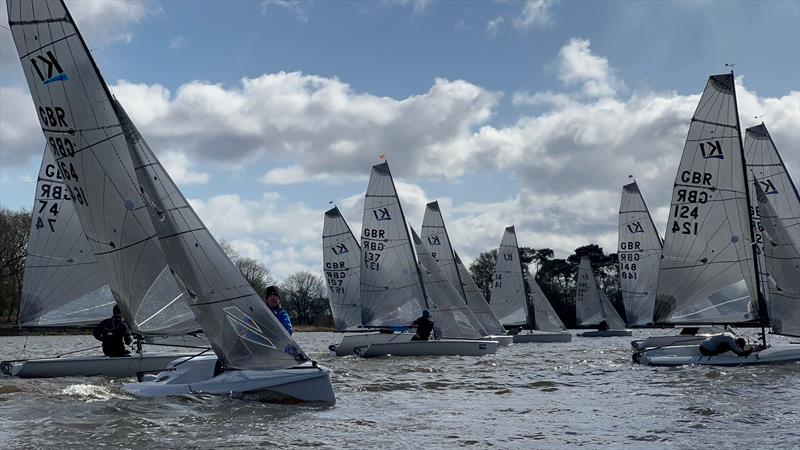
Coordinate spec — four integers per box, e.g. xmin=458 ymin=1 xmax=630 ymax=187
xmin=671 ymin=170 xmax=712 ymax=236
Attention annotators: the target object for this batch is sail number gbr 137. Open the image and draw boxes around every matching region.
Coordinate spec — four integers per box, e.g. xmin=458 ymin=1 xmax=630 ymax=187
xmin=362 ymin=228 xmax=385 ymax=271
xmin=671 ymin=170 xmax=712 ymax=236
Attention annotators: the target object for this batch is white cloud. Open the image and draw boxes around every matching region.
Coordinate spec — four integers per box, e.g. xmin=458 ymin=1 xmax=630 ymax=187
xmin=169 ymin=35 xmax=186 ymax=50
xmin=513 ymin=0 xmax=557 ymax=31
xmin=0 ymin=86 xmax=41 ymax=166
xmin=160 ymin=151 xmax=209 ymax=185
xmin=260 ymin=0 xmax=310 ymax=22
xmin=556 ymin=38 xmax=626 ymax=98
xmin=66 ymin=0 xmax=153 ymax=45
xmin=383 ymin=0 xmax=431 ymax=14
xmin=486 ymin=15 xmax=504 ymax=37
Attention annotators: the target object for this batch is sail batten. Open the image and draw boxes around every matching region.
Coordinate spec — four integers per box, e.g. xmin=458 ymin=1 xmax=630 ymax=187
xmin=322 ymin=206 xmax=362 ymax=331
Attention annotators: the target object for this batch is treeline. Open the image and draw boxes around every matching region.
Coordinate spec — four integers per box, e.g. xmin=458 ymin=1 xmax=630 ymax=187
xmin=0 ymin=209 xmax=31 ymax=322
xmin=468 ymin=244 xmax=623 ymax=328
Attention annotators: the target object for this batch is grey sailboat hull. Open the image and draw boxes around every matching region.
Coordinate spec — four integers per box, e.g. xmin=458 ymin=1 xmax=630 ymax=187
xmin=354 ymin=339 xmax=499 ymax=358
xmin=638 ymin=344 xmax=800 ymax=366
xmin=513 ymin=331 xmax=572 ymax=343
xmin=1 ymin=352 xmax=195 ymax=378
xmin=577 ymin=330 xmax=633 ymax=337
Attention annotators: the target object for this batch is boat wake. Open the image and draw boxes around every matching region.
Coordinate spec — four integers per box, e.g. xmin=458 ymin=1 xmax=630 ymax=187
xmin=60 ymin=384 xmax=129 ymax=402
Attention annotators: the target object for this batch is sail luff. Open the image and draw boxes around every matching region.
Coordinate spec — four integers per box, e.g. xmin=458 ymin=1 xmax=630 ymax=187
xmin=434 ymin=202 xmax=469 ymax=301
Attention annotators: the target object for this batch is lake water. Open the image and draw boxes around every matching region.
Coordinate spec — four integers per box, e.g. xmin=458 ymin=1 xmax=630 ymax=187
xmin=1 ymin=331 xmax=798 ymax=449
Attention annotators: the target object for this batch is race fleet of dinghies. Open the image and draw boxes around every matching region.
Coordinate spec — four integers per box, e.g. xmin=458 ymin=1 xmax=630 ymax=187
xmin=8 ymin=0 xmax=334 ymax=402
xmin=4 ymin=0 xmax=206 ymax=379
xmin=421 ymin=201 xmax=512 ymax=346
xmin=352 ymin=162 xmax=498 ymax=358
xmin=637 ymin=73 xmax=800 ymax=367
xmin=490 ymin=226 xmax=571 ymax=343
xmin=575 ymin=257 xmax=631 ymax=337
xmin=322 ymin=206 xmax=362 ymax=332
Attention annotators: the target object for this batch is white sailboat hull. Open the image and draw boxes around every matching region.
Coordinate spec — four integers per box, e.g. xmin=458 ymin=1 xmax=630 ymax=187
xmin=639 ymin=344 xmax=800 ymax=367
xmin=486 ymin=335 xmax=514 ymax=346
xmin=123 ymin=355 xmax=336 ymax=403
xmin=329 ymin=332 xmax=413 ymax=356
xmin=513 ymin=331 xmax=572 ymax=343
xmin=577 ymin=329 xmax=632 ymax=337
xmin=0 ymin=352 xmax=196 ymax=378
xmin=354 ymin=339 xmax=499 ymax=358
xmin=631 ymin=334 xmax=715 ymax=351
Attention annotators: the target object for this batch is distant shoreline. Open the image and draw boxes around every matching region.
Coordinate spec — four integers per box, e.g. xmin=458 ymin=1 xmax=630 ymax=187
xmin=0 ymin=323 xmax=334 ymax=336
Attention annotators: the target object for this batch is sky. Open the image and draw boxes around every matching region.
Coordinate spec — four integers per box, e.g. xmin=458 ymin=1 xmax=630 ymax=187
xmin=1 ymin=0 xmax=799 ymax=280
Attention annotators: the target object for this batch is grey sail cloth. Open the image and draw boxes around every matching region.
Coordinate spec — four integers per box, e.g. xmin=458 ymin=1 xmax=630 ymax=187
xmin=115 ymin=100 xmax=307 ymax=370
xmin=8 ymin=0 xmax=197 ymax=336
xmin=411 ymin=228 xmax=486 ymax=339
xmin=322 ymin=206 xmax=362 ymax=331
xmin=454 ymin=253 xmax=507 ymax=336
xmin=360 ymin=162 xmax=427 ymax=327
xmin=19 ymin=147 xmax=114 ymax=326
xmin=489 ymin=226 xmax=528 ymax=326
xmin=617 ymin=181 xmax=661 ymax=326
xmin=575 ymin=257 xmax=627 ymax=329
xmin=525 ymin=272 xmax=566 ymax=331
xmin=755 ymin=182 xmax=800 ymax=337
xmin=421 ymin=201 xmax=506 ymax=335
xmin=745 ymin=123 xmax=800 ymax=310
xmin=654 ymin=73 xmax=760 ymax=325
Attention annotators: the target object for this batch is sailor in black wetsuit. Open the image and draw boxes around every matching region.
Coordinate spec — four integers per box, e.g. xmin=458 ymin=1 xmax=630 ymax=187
xmin=597 ymin=319 xmax=609 ymax=331
xmin=411 ymin=309 xmax=434 ymax=341
xmin=698 ymin=333 xmax=753 ymax=357
xmin=92 ymin=305 xmax=132 ymax=357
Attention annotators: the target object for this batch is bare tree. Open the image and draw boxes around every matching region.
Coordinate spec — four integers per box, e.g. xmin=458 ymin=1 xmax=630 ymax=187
xmin=0 ymin=209 xmax=31 ymax=322
xmin=235 ymin=257 xmax=275 ymax=298
xmin=281 ymin=271 xmax=328 ymax=326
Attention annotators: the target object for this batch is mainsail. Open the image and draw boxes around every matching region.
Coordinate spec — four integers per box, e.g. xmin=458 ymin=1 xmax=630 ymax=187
xmin=8 ymin=0 xmax=197 ymax=336
xmin=454 ymin=253 xmax=507 ymax=336
xmin=322 ymin=206 xmax=362 ymax=331
xmin=421 ymin=201 xmax=506 ymax=335
xmin=525 ymin=271 xmax=566 ymax=332
xmin=655 ymin=73 xmax=762 ymax=325
xmin=617 ymin=181 xmax=661 ymax=326
xmin=115 ymin=100 xmax=307 ymax=370
xmin=19 ymin=147 xmax=114 ymax=326
xmin=412 ymin=229 xmax=485 ymax=339
xmin=575 ymin=257 xmax=627 ymax=329
xmin=755 ymin=182 xmax=800 ymax=337
xmin=359 ymin=162 xmax=427 ymax=327
xmin=489 ymin=226 xmax=528 ymax=326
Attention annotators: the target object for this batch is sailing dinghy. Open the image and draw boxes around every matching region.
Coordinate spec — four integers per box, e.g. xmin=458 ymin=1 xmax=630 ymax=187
xmin=421 ymin=201 xmax=512 ymax=346
xmin=351 ymin=162 xmax=498 ymax=358
xmin=575 ymin=257 xmax=631 ymax=337
xmin=8 ymin=0 xmax=333 ymax=401
xmin=490 ymin=226 xmax=571 ymax=343
xmin=637 ymin=73 xmax=800 ymax=366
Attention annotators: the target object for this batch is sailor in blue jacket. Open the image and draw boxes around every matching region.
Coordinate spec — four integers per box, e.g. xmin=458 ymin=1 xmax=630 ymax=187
xmin=265 ymin=285 xmax=293 ymax=335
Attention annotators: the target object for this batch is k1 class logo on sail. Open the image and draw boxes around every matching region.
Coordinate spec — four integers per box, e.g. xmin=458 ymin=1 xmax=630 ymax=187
xmin=31 ymin=51 xmax=69 ymax=84
xmin=699 ymin=140 xmax=723 ymax=159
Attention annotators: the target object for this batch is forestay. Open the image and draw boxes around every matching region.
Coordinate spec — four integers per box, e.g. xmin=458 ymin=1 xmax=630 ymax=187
xmin=489 ymin=226 xmax=528 ymax=326
xmin=617 ymin=181 xmax=661 ymax=326
xmin=19 ymin=148 xmax=114 ymax=326
xmin=421 ymin=201 xmax=506 ymax=335
xmin=322 ymin=206 xmax=362 ymax=331
xmin=454 ymin=253 xmax=507 ymax=336
xmin=412 ymin=229 xmax=485 ymax=339
xmin=116 ymin=100 xmax=307 ymax=370
xmin=525 ymin=272 xmax=566 ymax=332
xmin=755 ymin=183 xmax=800 ymax=337
xmin=8 ymin=0 xmax=197 ymax=336
xmin=575 ymin=257 xmax=627 ymax=329
xmin=655 ymin=73 xmax=760 ymax=325
xmin=360 ymin=162 xmax=427 ymax=327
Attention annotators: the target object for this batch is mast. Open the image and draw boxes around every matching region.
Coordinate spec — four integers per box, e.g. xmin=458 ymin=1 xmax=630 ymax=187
xmin=385 ymin=162 xmax=430 ymax=309
xmin=510 ymin=228 xmax=535 ymax=330
xmin=731 ymin=71 xmax=771 ymax=342
xmin=434 ymin=201 xmax=469 ymax=302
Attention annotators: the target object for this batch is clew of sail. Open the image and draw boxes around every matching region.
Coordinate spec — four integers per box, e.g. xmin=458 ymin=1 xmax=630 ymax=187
xmin=575 ymin=257 xmax=627 ymax=329
xmin=322 ymin=206 xmax=362 ymax=331
xmin=755 ymin=182 xmax=800 ymax=337
xmin=617 ymin=181 xmax=661 ymax=326
xmin=114 ymin=100 xmax=307 ymax=370
xmin=489 ymin=226 xmax=528 ymax=326
xmin=19 ymin=147 xmax=114 ymax=327
xmin=454 ymin=253 xmax=507 ymax=336
xmin=525 ymin=271 xmax=566 ymax=332
xmin=411 ymin=228 xmax=486 ymax=339
xmin=655 ymin=73 xmax=760 ymax=325
xmin=359 ymin=162 xmax=427 ymax=327
xmin=7 ymin=0 xmax=197 ymax=336
xmin=422 ymin=201 xmax=506 ymax=335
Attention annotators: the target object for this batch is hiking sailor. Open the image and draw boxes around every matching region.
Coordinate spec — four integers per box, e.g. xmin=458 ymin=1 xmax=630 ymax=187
xmin=92 ymin=305 xmax=132 ymax=357
xmin=698 ymin=333 xmax=754 ymax=357
xmin=265 ymin=285 xmax=293 ymax=335
xmin=411 ymin=309 xmax=435 ymax=341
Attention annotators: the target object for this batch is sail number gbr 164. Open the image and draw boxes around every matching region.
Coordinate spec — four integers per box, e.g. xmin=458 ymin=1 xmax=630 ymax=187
xmin=40 ymin=105 xmax=89 ymax=208
xmin=362 ymin=228 xmax=386 ymax=271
